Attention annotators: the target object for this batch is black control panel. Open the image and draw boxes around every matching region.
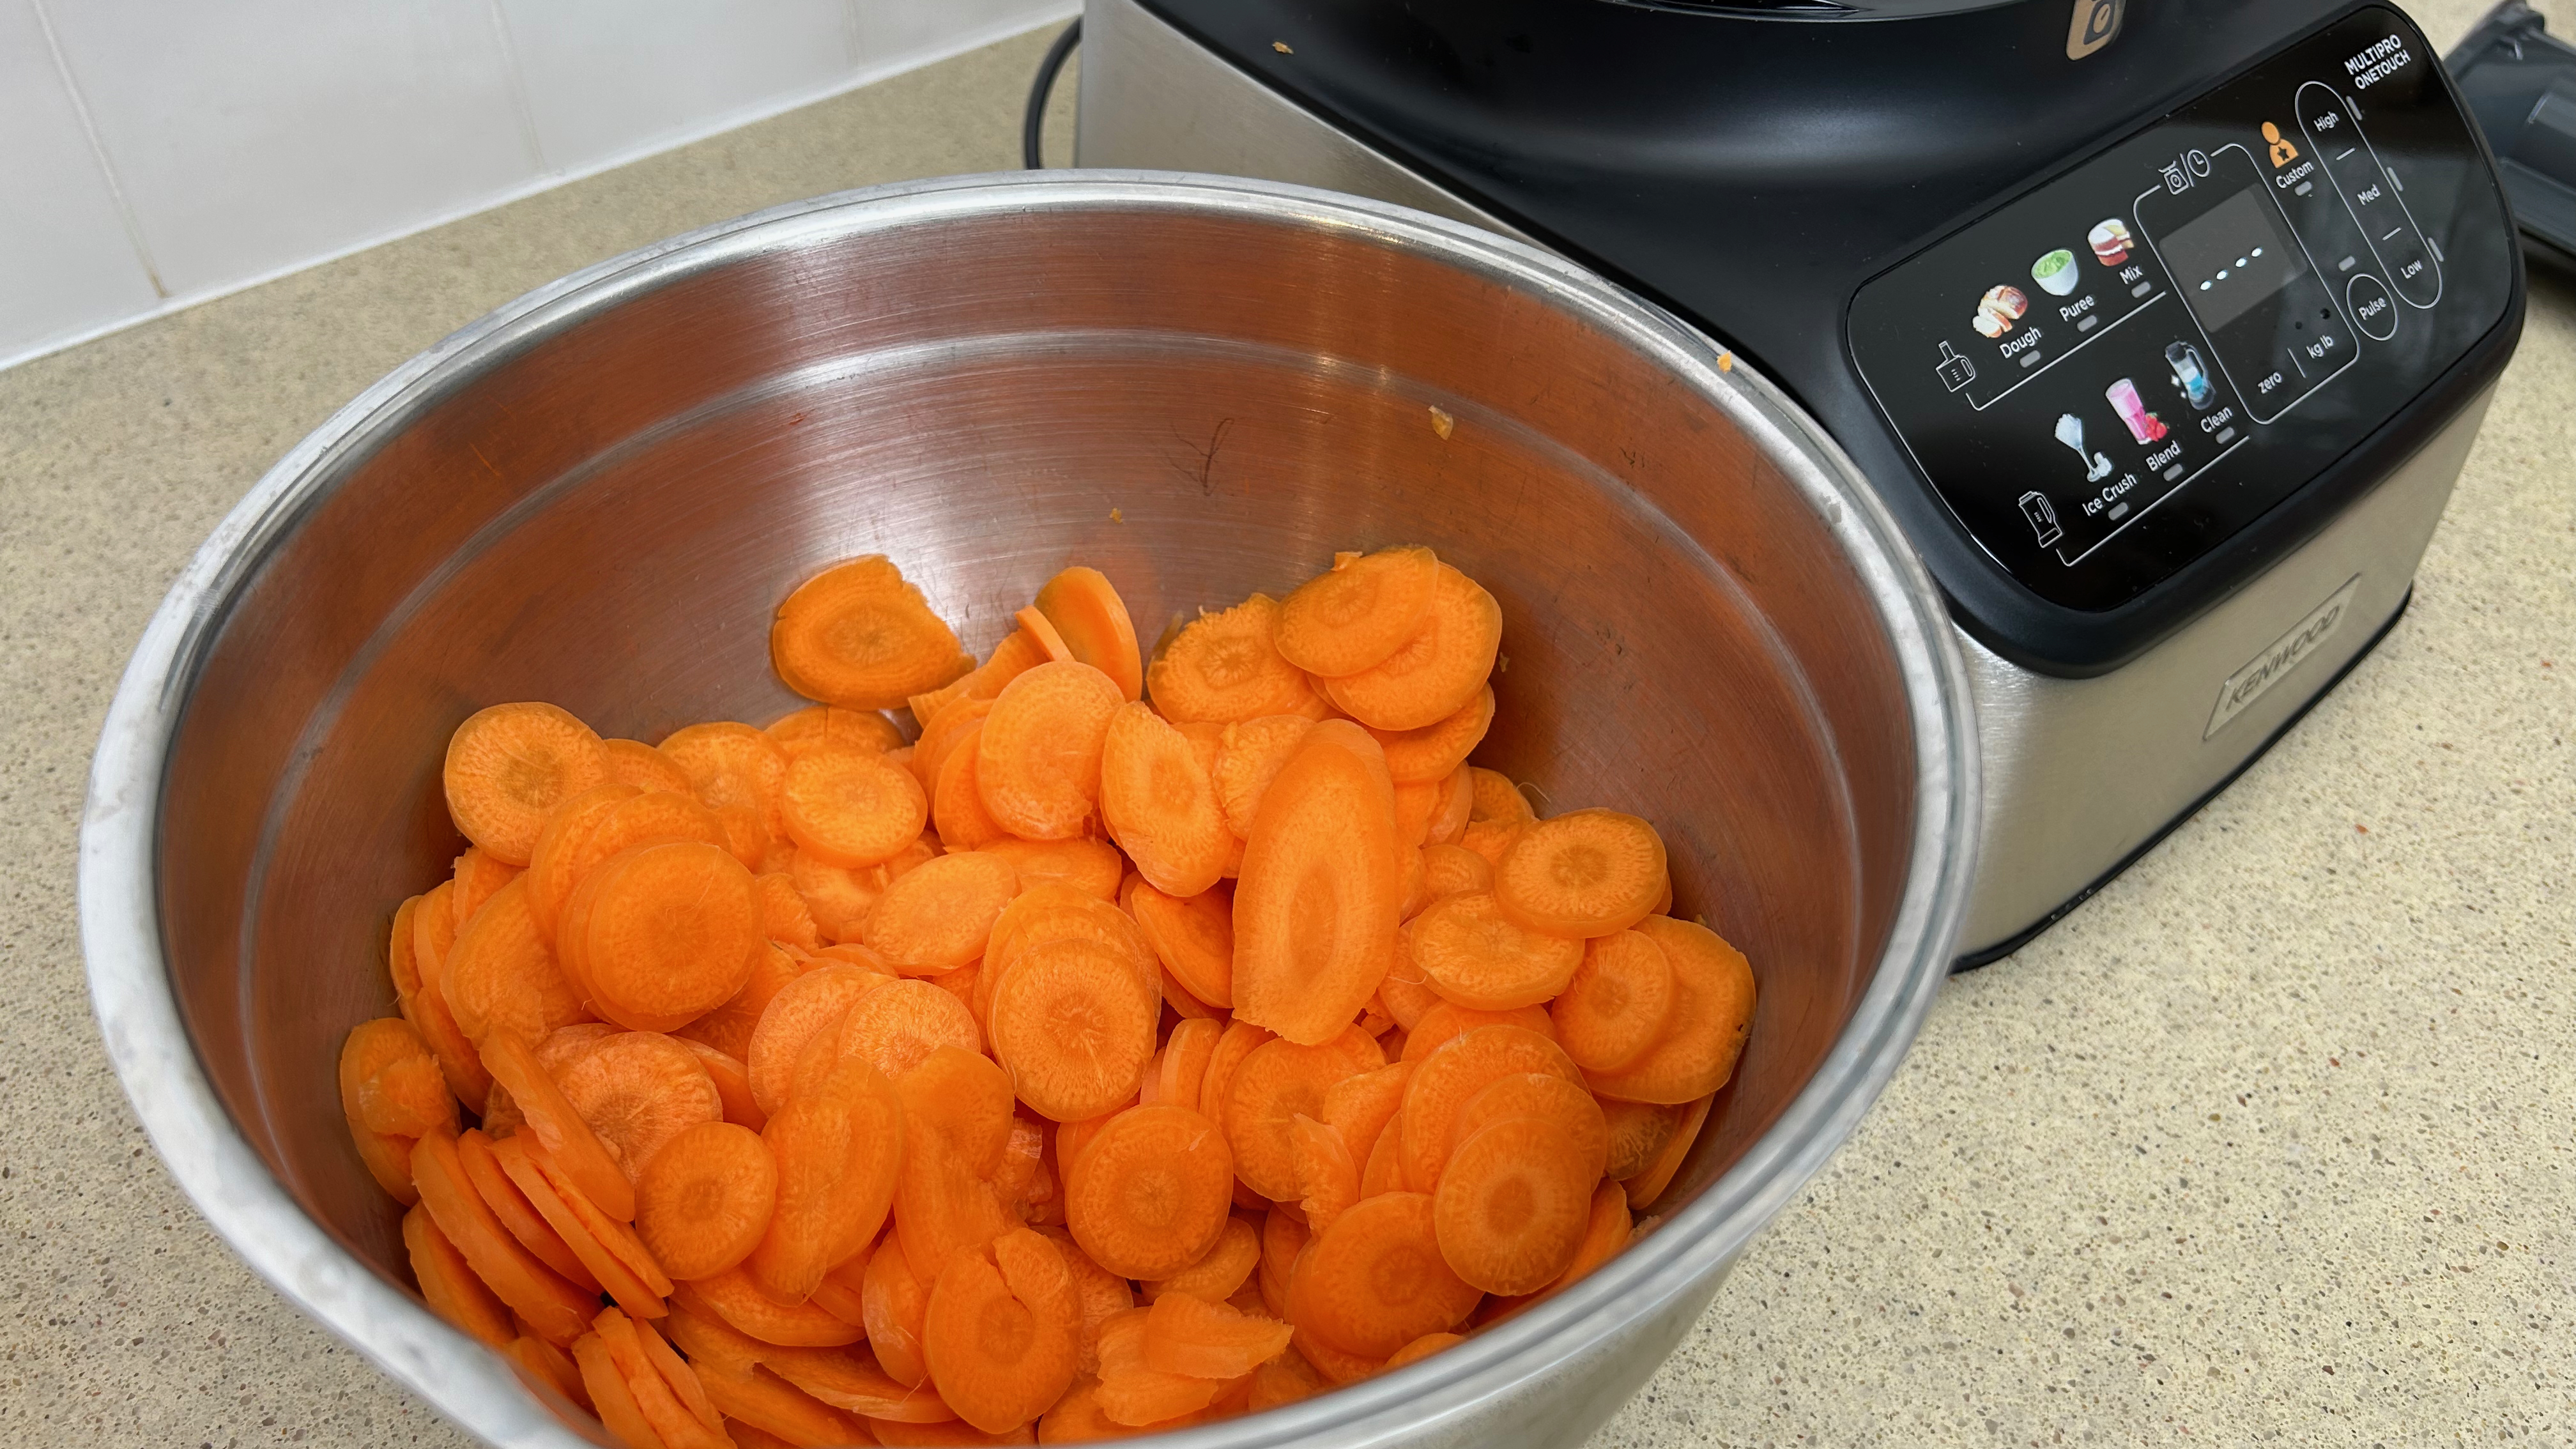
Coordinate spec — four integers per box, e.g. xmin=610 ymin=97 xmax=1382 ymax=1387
xmin=1850 ymin=8 xmax=2515 ymax=611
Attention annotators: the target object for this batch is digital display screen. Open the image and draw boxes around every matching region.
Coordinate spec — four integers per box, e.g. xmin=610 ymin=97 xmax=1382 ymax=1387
xmin=2158 ymin=189 xmax=2308 ymax=333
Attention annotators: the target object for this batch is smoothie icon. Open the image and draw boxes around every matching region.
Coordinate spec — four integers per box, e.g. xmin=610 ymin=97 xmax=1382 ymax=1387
xmin=2106 ymin=377 xmax=2169 ymax=444
xmin=2032 ymin=248 xmax=2080 ymax=296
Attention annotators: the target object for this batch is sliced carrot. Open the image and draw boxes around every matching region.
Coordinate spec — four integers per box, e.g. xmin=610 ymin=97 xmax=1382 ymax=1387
xmin=1218 ymin=1027 xmax=1383 ymax=1200
xmin=1274 ymin=546 xmax=1440 ymax=678
xmin=1029 ymin=1230 xmax=1133 ymax=1377
xmin=572 ymin=1331 xmax=667 ymax=1449
xmin=762 ymin=1342 xmax=956 ymax=1423
xmin=912 ymin=697 xmax=996 ymax=807
xmin=443 ymin=877 xmax=589 ymax=1046
xmin=863 ymin=850 xmax=1019 ymax=972
xmin=402 ymin=1202 xmax=516 ymax=1347
xmin=1063 ymin=1104 xmax=1234 ymax=1280
xmin=772 ymin=555 xmax=973 ymax=710
xmin=1289 ymin=1116 xmax=1358 ymax=1235
xmin=756 ymin=873 xmax=824 ymax=955
xmin=1386 ymin=1331 xmax=1468 ymax=1374
xmin=1246 ymin=1345 xmax=1328 ymax=1411
xmin=604 ymin=737 xmax=698 ymax=795
xmin=1367 ymin=685 xmax=1494 ymax=786
xmin=1146 ymin=595 xmax=1322 ymax=723
xmin=1410 ymin=843 xmax=1494 ymax=917
xmin=784 ymin=747 xmax=930 ymax=868
xmin=482 ymin=1032 xmax=635 ymax=1220
xmin=525 ymin=783 xmax=644 ymax=939
xmin=1430 ymin=1116 xmax=1593 ymax=1294
xmin=452 ymin=846 xmax=521 ymax=935
xmin=1049 ymin=1095 xmax=1133 ymax=1184
xmin=1255 ymin=1208 xmax=1307 ymax=1320
xmin=1584 ymin=916 xmax=1755 ymax=1105
xmin=975 ymin=661 xmax=1125 ymax=841
xmin=987 ymin=934 xmax=1158 ymax=1123
xmin=894 ymin=1131 xmax=1016 ymax=1287
xmin=931 ymin=724 xmax=1008 ymax=850
xmin=635 ymin=1315 xmax=733 ymax=1441
xmin=910 ymin=628 xmax=1046 ymax=727
xmin=769 ymin=705 xmax=908 ymax=763
xmin=1546 ymin=1179 xmax=1635 ymax=1294
xmin=500 ymin=1331 xmax=589 ymax=1409
xmin=1319 ymin=1060 xmax=1415 ymax=1176
xmin=788 ymin=848 xmax=885 ymax=944
xmin=410 ymin=1131 xmax=598 ymax=1345
xmin=1091 ymin=1308 xmax=1227 ymax=1426
xmin=444 ymin=702 xmax=612 ymax=866
xmin=659 ymin=1301 xmax=769 ymax=1373
xmin=1032 ymin=567 xmax=1144 ymax=703
xmin=1357 ymin=1117 xmax=1407 ymax=1199
xmin=928 ymin=959 xmax=987 ymax=1052
xmin=1208 ymin=714 xmax=1316 ymax=842
xmin=1600 ymin=1100 xmax=1683 ymax=1181
xmin=746 ymin=963 xmax=885 ymax=1115
xmin=1425 ymin=765 xmax=1474 ymax=847
xmin=339 ymin=1018 xmax=452 ymax=1199
xmin=1096 ymin=703 xmax=1232 ymax=897
xmin=969 ymin=837 xmax=1121 ymax=902
xmin=923 ymin=1230 xmax=1080 ymax=1434
xmin=544 ymin=789 xmax=734 ymax=942
xmin=990 ymin=1112 xmax=1047 ymax=1218
xmin=865 ymin=1229 xmax=936 ymax=1386
xmin=806 ymin=1243 xmax=873 ymax=1327
xmin=1195 ymin=1021 xmax=1273 ymax=1142
xmin=1375 ymin=946 xmax=1442 ymax=1031
xmin=459 ymin=1127 xmax=598 ymax=1289
xmin=1140 ymin=1214 xmax=1259 ymax=1305
xmin=596 ymin=1309 xmax=726 ymax=1449
xmin=1450 ymin=1071 xmax=1609 ymax=1181
xmin=1402 ymin=890 xmax=1583 ymax=1011
xmin=1400 ymin=1001 xmax=1558 ymax=1064
xmin=1287 ymin=1190 xmax=1480 ymax=1357
xmin=1151 ymin=1017 xmax=1223 ymax=1116
xmin=1035 ymin=1377 xmax=1123 ymax=1442
xmin=1319 ymin=562 xmax=1503 ymax=732
xmin=1458 ymin=767 xmax=1534 ymax=866
xmin=1230 ymin=721 xmax=1404 ymax=1045
xmin=985 ymin=884 xmax=1154 ymax=1002
xmin=1140 ymin=1290 xmax=1292 ymax=1379
xmin=556 ymin=1031 xmax=723 ymax=1181
xmin=1620 ymin=1092 xmax=1713 ymax=1211
xmin=415 ymin=878 xmax=461 ymax=986
xmin=1549 ymin=929 xmax=1676 ymax=1073
xmin=494 ymin=1133 xmax=673 ymax=1317
xmin=388 ymin=893 xmax=427 ymax=1002
xmin=1015 ymin=606 xmax=1077 ymax=664
xmin=1161 ymin=968 xmax=1220 ymax=1020
xmin=695 ymin=1360 xmax=873 ymax=1448
xmin=1398 ymin=1025 xmax=1583 ymax=1193
xmin=749 ymin=1053 xmax=906 ymax=1303
xmin=634 ymin=1121 xmax=778 ymax=1281
xmin=837 ymin=979 xmax=983 ymax=1084
xmin=563 ymin=841 xmax=763 ymax=1034
xmin=1126 ymin=882 xmax=1232 ymax=1009
xmin=1491 ymin=808 xmax=1668 ymax=942
xmin=676 ymin=1272 xmax=866 ymax=1348
xmin=662 ymin=721 xmax=792 ymax=859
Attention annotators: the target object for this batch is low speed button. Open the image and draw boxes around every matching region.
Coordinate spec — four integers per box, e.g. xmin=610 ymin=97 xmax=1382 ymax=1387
xmin=2347 ymin=273 xmax=2398 ymax=341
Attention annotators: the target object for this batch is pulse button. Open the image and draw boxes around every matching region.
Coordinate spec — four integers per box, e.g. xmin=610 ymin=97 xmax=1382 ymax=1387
xmin=2346 ymin=273 xmax=2398 ymax=341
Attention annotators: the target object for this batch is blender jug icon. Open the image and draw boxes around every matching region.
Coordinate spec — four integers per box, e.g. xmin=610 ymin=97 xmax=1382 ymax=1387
xmin=2055 ymin=413 xmax=2114 ymax=481
xmin=2019 ymin=491 xmax=2064 ymax=549
xmin=2165 ymin=341 xmax=2216 ymax=410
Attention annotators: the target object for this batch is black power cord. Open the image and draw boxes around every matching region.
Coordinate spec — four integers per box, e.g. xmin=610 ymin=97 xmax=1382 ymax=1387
xmin=1022 ymin=19 xmax=1083 ymax=169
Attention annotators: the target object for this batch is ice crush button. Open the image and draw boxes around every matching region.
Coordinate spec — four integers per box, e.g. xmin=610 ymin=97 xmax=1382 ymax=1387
xmin=2347 ymin=273 xmax=2398 ymax=341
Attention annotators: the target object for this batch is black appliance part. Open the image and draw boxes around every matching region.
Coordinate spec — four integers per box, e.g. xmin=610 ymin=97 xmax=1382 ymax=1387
xmin=2447 ymin=0 xmax=2576 ymax=270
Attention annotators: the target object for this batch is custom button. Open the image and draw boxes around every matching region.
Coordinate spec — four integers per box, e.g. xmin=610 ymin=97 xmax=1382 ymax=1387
xmin=2346 ymin=273 xmax=2398 ymax=341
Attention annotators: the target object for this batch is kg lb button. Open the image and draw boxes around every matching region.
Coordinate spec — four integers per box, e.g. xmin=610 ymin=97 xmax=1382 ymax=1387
xmin=2347 ymin=273 xmax=2398 ymax=342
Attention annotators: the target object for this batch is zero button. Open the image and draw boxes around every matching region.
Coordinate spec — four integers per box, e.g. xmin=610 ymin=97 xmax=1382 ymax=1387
xmin=2347 ymin=273 xmax=2398 ymax=342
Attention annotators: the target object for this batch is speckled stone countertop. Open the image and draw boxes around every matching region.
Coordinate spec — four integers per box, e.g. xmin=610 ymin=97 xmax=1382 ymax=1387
xmin=3 ymin=5 xmax=2566 ymax=1445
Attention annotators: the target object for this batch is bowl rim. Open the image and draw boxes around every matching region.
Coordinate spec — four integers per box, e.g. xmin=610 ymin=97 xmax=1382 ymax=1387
xmin=80 ymin=169 xmax=1979 ymax=1448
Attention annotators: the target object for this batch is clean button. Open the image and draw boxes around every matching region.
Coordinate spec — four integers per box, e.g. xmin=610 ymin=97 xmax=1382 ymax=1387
xmin=2347 ymin=273 xmax=2398 ymax=342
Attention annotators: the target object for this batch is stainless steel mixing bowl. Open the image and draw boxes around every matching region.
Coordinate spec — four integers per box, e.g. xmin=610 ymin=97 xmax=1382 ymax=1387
xmin=83 ymin=172 xmax=1977 ymax=1448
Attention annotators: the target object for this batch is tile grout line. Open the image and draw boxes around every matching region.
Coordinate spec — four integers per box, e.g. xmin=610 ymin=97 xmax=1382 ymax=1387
xmin=27 ymin=0 xmax=167 ymax=300
xmin=481 ymin=0 xmax=556 ymax=180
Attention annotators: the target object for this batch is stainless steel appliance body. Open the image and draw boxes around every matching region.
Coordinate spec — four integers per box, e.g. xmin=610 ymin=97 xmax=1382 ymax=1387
xmin=1075 ymin=0 xmax=2520 ymax=960
xmin=84 ymin=174 xmax=1979 ymax=1448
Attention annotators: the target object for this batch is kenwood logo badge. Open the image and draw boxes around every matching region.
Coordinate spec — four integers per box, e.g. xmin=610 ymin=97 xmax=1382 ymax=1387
xmin=2068 ymin=0 xmax=2126 ymax=59
xmin=2206 ymin=576 xmax=2361 ymax=739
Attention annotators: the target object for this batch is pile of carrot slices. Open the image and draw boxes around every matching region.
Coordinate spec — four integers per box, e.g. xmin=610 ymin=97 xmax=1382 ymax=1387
xmin=343 ymin=548 xmax=1757 ymax=1446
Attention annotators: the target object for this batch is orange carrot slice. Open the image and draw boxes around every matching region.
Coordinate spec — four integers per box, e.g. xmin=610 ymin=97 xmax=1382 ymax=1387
xmin=604 ymin=737 xmax=698 ymax=795
xmin=974 ymin=661 xmax=1124 ymax=841
xmin=748 ymin=1052 xmax=905 ymax=1303
xmin=1545 ymin=1179 xmax=1635 ymax=1295
xmin=1246 ymin=1346 xmax=1328 ymax=1410
xmin=985 ymin=884 xmax=1154 ymax=999
xmin=1375 ymin=942 xmax=1443 ymax=1030
xmin=482 ymin=1032 xmax=635 ymax=1220
xmin=912 ymin=697 xmax=995 ymax=806
xmin=564 ymin=841 xmax=763 ymax=1033
xmin=1550 ymin=929 xmax=1676 ymax=1073
xmin=963 ymin=839 xmax=1113 ymax=902
xmin=1425 ymin=765 xmax=1474 ymax=846
xmin=555 ymin=1031 xmax=723 ymax=1180
xmin=1319 ymin=562 xmax=1502 ymax=732
xmin=768 ymin=705 xmax=907 ymax=763
xmin=1289 ymin=1116 xmax=1358 ymax=1234
xmin=1407 ymin=846 xmax=1494 ymax=921
xmin=1195 ymin=1021 xmax=1273 ymax=1138
xmin=443 ymin=877 xmax=588 ymax=1046
xmin=987 ymin=934 xmax=1158 ymax=1123
xmin=525 ymin=783 xmax=643 ymax=939
xmin=1063 ymin=1104 xmax=1234 ymax=1279
xmin=695 ymin=1360 xmax=873 ymax=1447
xmin=910 ymin=629 xmax=1046 ymax=727
xmin=1381 ymin=1331 xmax=1462 ymax=1371
xmin=1450 ymin=1071 xmax=1609 ymax=1181
xmin=1032 ymin=1230 xmax=1134 ymax=1376
xmin=772 ymin=555 xmax=973 ymax=710
xmin=1491 ymin=808 xmax=1669 ymax=940
xmin=782 ymin=747 xmax=930 ymax=868
xmin=675 ymin=1272 xmax=865 ymax=1348
xmin=1430 ymin=1116 xmax=1594 ymax=1294
xmin=761 ymin=1341 xmax=956 ymax=1423
xmin=500 ymin=1331 xmax=589 ymax=1409
xmin=1275 ymin=547 xmax=1440 ymax=677
xmin=1399 ymin=1025 xmax=1583 ymax=1193
xmin=661 ymin=721 xmax=792 ymax=861
xmin=339 ymin=1018 xmax=453 ymax=1199
xmin=1015 ymin=606 xmax=1077 ymax=664
xmin=1620 ymin=1092 xmax=1713 ymax=1211
xmin=1600 ymin=1100 xmax=1683 ymax=1181
xmin=1287 ymin=1191 xmax=1479 ymax=1358
xmin=836 ymin=979 xmax=983 ymax=1084
xmin=1091 ymin=1308 xmax=1229 ymax=1426
xmin=756 ymin=872 xmax=824 ymax=953
xmin=1402 ymin=889 xmax=1583 ymax=1011
xmin=451 ymin=847 xmax=521 ymax=935
xmin=1583 ymin=916 xmax=1755 ymax=1105
xmin=1126 ymin=882 xmax=1232 ymax=1009
xmin=1096 ymin=703 xmax=1232 ymax=897
xmin=542 ymin=788 xmax=733 ymax=942
xmin=893 ymin=1130 xmax=1016 ymax=1288
xmin=1458 ymin=767 xmax=1533 ymax=866
xmin=1140 ymin=1214 xmax=1260 ymax=1305
xmin=922 ymin=1230 xmax=1080 ymax=1434
xmin=1208 ymin=714 xmax=1315 ymax=838
xmin=1218 ymin=1027 xmax=1384 ymax=1200
xmin=402 ymin=1202 xmax=516 ymax=1347
xmin=410 ymin=1131 xmax=598 ymax=1345
xmin=1151 ymin=1016 xmax=1224 ymax=1117
xmin=1034 ymin=567 xmax=1144 ymax=703
xmin=443 ymin=702 xmax=611 ymax=866
xmin=1140 ymin=1290 xmax=1292 ymax=1379
xmin=1230 ymin=721 xmax=1404 ymax=1045
xmin=572 ymin=1331 xmax=666 ymax=1449
xmin=634 ymin=1120 xmax=778 ymax=1281
xmin=1255 ymin=1208 xmax=1307 ymax=1319
xmin=863 ymin=850 xmax=1018 ymax=972
xmin=930 ymin=724 xmax=1008 ymax=850
xmin=1319 ymin=1060 xmax=1415 ymax=1179
xmin=458 ymin=1127 xmax=597 ymax=1289
xmin=595 ymin=1308 xmax=725 ymax=1449
xmin=493 ymin=1134 xmax=673 ymax=1317
xmin=864 ymin=1231 xmax=936 ymax=1387
xmin=1367 ymin=685 xmax=1494 ymax=785
xmin=1400 ymin=1001 xmax=1557 ymax=1063
xmin=1146 ymin=595 xmax=1322 ymax=724
xmin=746 ymin=963 xmax=885 ymax=1115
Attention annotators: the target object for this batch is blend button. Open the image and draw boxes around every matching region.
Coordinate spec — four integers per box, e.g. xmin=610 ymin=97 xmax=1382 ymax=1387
xmin=2347 ymin=273 xmax=2398 ymax=341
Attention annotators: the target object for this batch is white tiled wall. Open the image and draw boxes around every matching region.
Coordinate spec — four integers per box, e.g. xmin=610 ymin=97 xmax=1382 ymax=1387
xmin=0 ymin=0 xmax=1074 ymax=371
